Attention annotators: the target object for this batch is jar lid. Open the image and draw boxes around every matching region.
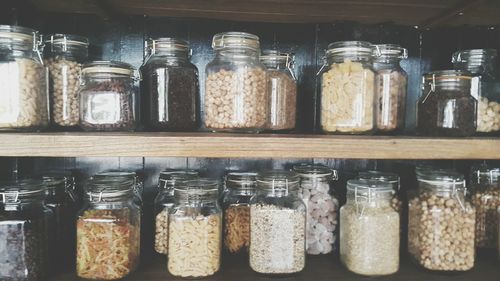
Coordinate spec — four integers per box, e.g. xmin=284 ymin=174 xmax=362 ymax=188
xmin=347 ymin=179 xmax=394 ymax=194
xmin=261 ymin=50 xmax=293 ymax=63
xmin=45 ymin=33 xmax=89 ymax=48
xmin=373 ymin=44 xmax=408 ymax=59
xmin=358 ymin=170 xmax=399 ymax=184
xmin=471 ymin=163 xmax=500 ymax=184
xmin=174 ymin=178 xmax=219 ymax=196
xmin=292 ymin=164 xmax=337 ymax=179
xmin=424 ymin=70 xmax=472 ymax=81
xmin=226 ymin=171 xmax=257 ymax=189
xmin=326 ymin=41 xmax=374 ymax=58
xmin=452 ymin=49 xmax=497 ymax=67
xmin=212 ymin=32 xmax=260 ymax=51
xmin=417 ymin=170 xmax=465 ymax=188
xmin=0 ymin=25 xmax=37 ymax=43
xmin=0 ymin=179 xmax=46 ymax=203
xmin=146 ymin=37 xmax=189 ymax=53
xmin=158 ymin=169 xmax=198 ymax=189
xmin=257 ymin=170 xmax=300 ymax=189
xmin=82 ymin=60 xmax=135 ymax=76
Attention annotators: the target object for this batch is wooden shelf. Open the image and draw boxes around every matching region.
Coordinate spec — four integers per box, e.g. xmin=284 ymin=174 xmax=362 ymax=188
xmin=0 ymin=133 xmax=498 ymax=159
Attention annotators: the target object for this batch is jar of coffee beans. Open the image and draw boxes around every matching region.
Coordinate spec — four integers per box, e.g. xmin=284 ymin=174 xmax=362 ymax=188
xmin=205 ymin=32 xmax=268 ymax=132
xmin=44 ymin=34 xmax=89 ymax=130
xmin=79 ymin=61 xmax=138 ymax=131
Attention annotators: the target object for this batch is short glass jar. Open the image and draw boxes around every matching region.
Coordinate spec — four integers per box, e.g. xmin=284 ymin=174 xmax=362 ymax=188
xmin=79 ymin=61 xmax=137 ymax=131
xmin=358 ymin=170 xmax=401 ymax=212
xmin=76 ymin=176 xmax=141 ymax=280
xmin=320 ymin=41 xmax=376 ymax=134
xmin=340 ymin=179 xmax=399 ymax=276
xmin=223 ymin=172 xmax=257 ymax=255
xmin=249 ymin=170 xmax=306 ymax=275
xmin=261 ymin=50 xmax=297 ymax=131
xmin=408 ymin=171 xmax=475 ymax=272
xmin=167 ymin=179 xmax=222 ymax=278
xmin=373 ymin=44 xmax=408 ymax=133
xmin=293 ymin=164 xmax=339 ymax=255
xmin=0 ymin=25 xmax=49 ymax=131
xmin=44 ymin=34 xmax=89 ymax=129
xmin=154 ymin=169 xmax=198 ymax=255
xmin=417 ymin=70 xmax=477 ymax=136
xmin=205 ymin=32 xmax=268 ymax=132
xmin=141 ymin=38 xmax=199 ymax=131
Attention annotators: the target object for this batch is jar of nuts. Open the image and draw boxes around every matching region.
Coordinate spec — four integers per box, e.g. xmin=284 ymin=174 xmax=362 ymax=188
xmin=373 ymin=44 xmax=408 ymax=133
xmin=79 ymin=61 xmax=138 ymax=131
xmin=44 ymin=34 xmax=89 ymax=130
xmin=0 ymin=25 xmax=49 ymax=131
xmin=340 ymin=179 xmax=400 ymax=276
xmin=205 ymin=32 xmax=268 ymax=132
xmin=249 ymin=170 xmax=306 ymax=275
xmin=168 ymin=179 xmax=221 ymax=278
xmin=222 ymin=172 xmax=257 ymax=255
xmin=320 ymin=41 xmax=376 ymax=134
xmin=408 ymin=171 xmax=476 ymax=272
xmin=292 ymin=164 xmax=339 ymax=255
xmin=358 ymin=170 xmax=402 ymax=213
xmin=261 ymin=50 xmax=297 ymax=131
xmin=453 ymin=49 xmax=500 ymax=135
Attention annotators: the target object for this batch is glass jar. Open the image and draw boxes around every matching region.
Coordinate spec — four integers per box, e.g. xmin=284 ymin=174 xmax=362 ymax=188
xmin=470 ymin=164 xmax=499 ymax=251
xmin=223 ymin=172 xmax=257 ymax=255
xmin=167 ymin=179 xmax=221 ymax=278
xmin=154 ymin=169 xmax=198 ymax=255
xmin=340 ymin=179 xmax=399 ymax=276
xmin=141 ymin=38 xmax=199 ymax=131
xmin=408 ymin=171 xmax=475 ymax=272
xmin=93 ymin=171 xmax=143 ymax=201
xmin=452 ymin=49 xmax=500 ymax=135
xmin=373 ymin=44 xmax=408 ymax=133
xmin=0 ymin=25 xmax=48 ymax=131
xmin=0 ymin=180 xmax=51 ymax=281
xmin=205 ymin=32 xmax=268 ymax=132
xmin=249 ymin=170 xmax=305 ymax=275
xmin=79 ymin=61 xmax=137 ymax=131
xmin=261 ymin=50 xmax=297 ymax=131
xmin=44 ymin=34 xmax=89 ymax=129
xmin=320 ymin=41 xmax=376 ymax=134
xmin=293 ymin=164 xmax=339 ymax=255
xmin=76 ymin=176 xmax=141 ymax=280
xmin=417 ymin=70 xmax=477 ymax=136
xmin=358 ymin=170 xmax=401 ymax=212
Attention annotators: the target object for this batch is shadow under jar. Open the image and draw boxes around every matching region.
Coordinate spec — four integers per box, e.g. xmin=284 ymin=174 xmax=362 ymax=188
xmin=79 ymin=61 xmax=137 ymax=131
xmin=205 ymin=32 xmax=268 ymax=133
xmin=141 ymin=38 xmax=199 ymax=131
xmin=417 ymin=70 xmax=477 ymax=136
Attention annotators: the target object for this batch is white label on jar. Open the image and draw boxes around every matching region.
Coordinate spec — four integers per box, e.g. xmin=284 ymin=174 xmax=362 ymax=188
xmin=84 ymin=91 xmax=122 ymax=124
xmin=0 ymin=62 xmax=21 ymax=123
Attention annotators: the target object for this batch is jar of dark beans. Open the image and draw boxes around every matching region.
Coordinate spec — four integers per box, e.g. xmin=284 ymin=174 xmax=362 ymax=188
xmin=0 ymin=179 xmax=52 ymax=281
xmin=79 ymin=61 xmax=138 ymax=131
xmin=417 ymin=70 xmax=477 ymax=136
xmin=141 ymin=38 xmax=199 ymax=131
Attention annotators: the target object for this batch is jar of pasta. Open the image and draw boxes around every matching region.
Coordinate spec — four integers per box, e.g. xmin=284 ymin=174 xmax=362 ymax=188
xmin=168 ymin=179 xmax=221 ymax=278
xmin=76 ymin=176 xmax=141 ymax=280
xmin=320 ymin=41 xmax=376 ymax=134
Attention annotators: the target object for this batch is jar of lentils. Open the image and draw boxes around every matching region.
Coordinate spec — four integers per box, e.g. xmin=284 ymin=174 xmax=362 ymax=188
xmin=44 ymin=34 xmax=89 ymax=129
xmin=205 ymin=32 xmax=268 ymax=132
xmin=0 ymin=25 xmax=48 ymax=131
xmin=79 ymin=61 xmax=137 ymax=131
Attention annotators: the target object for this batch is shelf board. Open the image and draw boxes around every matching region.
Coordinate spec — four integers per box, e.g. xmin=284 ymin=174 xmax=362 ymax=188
xmin=0 ymin=133 xmax=498 ymax=159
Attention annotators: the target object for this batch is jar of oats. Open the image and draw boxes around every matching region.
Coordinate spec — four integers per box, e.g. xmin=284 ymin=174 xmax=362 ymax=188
xmin=205 ymin=32 xmax=268 ymax=132
xmin=222 ymin=172 xmax=257 ymax=255
xmin=340 ymin=179 xmax=400 ymax=276
xmin=408 ymin=171 xmax=476 ymax=272
xmin=249 ymin=170 xmax=306 ymax=275
xmin=0 ymin=25 xmax=49 ymax=131
xmin=168 ymin=179 xmax=221 ymax=278
xmin=320 ymin=41 xmax=376 ymax=134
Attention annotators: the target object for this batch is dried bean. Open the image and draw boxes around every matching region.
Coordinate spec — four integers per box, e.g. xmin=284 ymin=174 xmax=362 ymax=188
xmin=472 ymin=186 xmax=500 ymax=249
xmin=154 ymin=209 xmax=169 ymax=254
xmin=375 ymin=69 xmax=407 ymax=132
xmin=477 ymin=97 xmax=500 ymax=133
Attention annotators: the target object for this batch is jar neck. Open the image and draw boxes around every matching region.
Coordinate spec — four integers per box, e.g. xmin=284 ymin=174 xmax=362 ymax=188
xmin=216 ymin=48 xmax=259 ymax=59
xmin=346 ymin=190 xmax=393 ymax=208
xmin=455 ymin=62 xmax=496 ymax=76
xmin=374 ymin=57 xmax=402 ymax=66
xmin=256 ymin=183 xmax=299 ymax=198
xmin=175 ymin=193 xmax=218 ymax=206
xmin=327 ymin=54 xmax=372 ymax=65
xmin=227 ymin=188 xmax=256 ymax=197
xmin=46 ymin=44 xmax=88 ymax=60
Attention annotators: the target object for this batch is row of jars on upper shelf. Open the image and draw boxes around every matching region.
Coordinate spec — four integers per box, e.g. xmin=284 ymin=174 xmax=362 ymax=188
xmin=0 ymin=25 xmax=499 ymax=136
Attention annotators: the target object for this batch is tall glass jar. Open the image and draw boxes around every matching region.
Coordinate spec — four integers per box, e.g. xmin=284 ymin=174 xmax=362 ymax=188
xmin=76 ymin=176 xmax=141 ymax=280
xmin=223 ymin=172 xmax=257 ymax=255
xmin=358 ymin=170 xmax=401 ymax=212
xmin=373 ymin=44 xmax=408 ymax=133
xmin=453 ymin=49 xmax=500 ymax=135
xmin=141 ymin=38 xmax=199 ymax=131
xmin=408 ymin=171 xmax=475 ymax=272
xmin=154 ymin=169 xmax=198 ymax=255
xmin=205 ymin=32 xmax=268 ymax=132
xmin=44 ymin=34 xmax=89 ymax=129
xmin=249 ymin=170 xmax=305 ymax=275
xmin=0 ymin=180 xmax=51 ymax=281
xmin=417 ymin=70 xmax=477 ymax=136
xmin=340 ymin=179 xmax=399 ymax=276
xmin=320 ymin=41 xmax=375 ymax=134
xmin=261 ymin=50 xmax=297 ymax=131
xmin=293 ymin=164 xmax=339 ymax=255
xmin=167 ymin=179 xmax=221 ymax=278
xmin=0 ymin=25 xmax=48 ymax=131
xmin=79 ymin=61 xmax=137 ymax=131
